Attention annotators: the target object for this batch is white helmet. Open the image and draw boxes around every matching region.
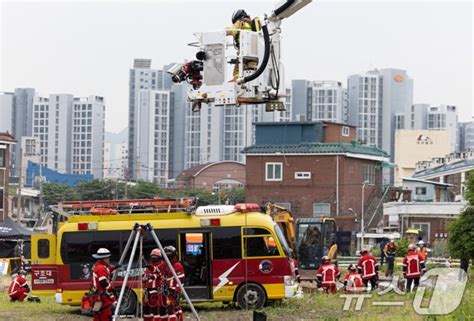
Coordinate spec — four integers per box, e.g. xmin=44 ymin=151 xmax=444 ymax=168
xmin=418 ymin=240 xmax=424 ymax=245
xmin=92 ymin=248 xmax=111 ymax=259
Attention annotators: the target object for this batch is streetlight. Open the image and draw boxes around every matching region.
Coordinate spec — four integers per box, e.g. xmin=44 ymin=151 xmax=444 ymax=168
xmin=348 ymin=208 xmax=359 ymax=251
xmin=361 ymin=180 xmax=369 ymax=250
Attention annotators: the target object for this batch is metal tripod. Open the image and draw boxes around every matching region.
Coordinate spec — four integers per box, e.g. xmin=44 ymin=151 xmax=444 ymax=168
xmin=112 ymin=223 xmax=200 ymax=321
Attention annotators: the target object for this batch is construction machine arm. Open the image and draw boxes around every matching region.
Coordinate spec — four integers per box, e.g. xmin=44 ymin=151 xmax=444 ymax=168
xmin=265 ymin=203 xmax=296 ymax=250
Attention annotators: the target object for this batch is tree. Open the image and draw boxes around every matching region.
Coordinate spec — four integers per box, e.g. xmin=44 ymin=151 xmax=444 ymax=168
xmin=173 ymin=188 xmax=218 ymax=206
xmin=227 ymin=187 xmax=245 ymax=204
xmin=395 ymin=237 xmax=410 ymax=257
xmin=75 ymin=179 xmax=118 ymax=200
xmin=448 ymin=207 xmax=474 ymax=260
xmin=464 ymin=171 xmax=474 ymax=206
xmin=128 ymin=181 xmax=164 ymax=199
xmin=447 ymin=171 xmax=474 ymax=272
xmin=42 ymin=183 xmax=77 ymax=206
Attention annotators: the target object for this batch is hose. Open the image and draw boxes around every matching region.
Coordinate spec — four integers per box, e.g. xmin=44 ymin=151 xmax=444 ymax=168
xmin=274 ymin=0 xmax=296 ymax=17
xmin=241 ymin=24 xmax=270 ymax=84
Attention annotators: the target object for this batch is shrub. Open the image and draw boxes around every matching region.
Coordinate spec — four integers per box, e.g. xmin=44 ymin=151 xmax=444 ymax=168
xmin=396 ymin=237 xmax=410 ymax=257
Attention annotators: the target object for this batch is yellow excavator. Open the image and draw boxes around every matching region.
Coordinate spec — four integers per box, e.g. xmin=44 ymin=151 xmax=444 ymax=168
xmin=265 ymin=203 xmax=296 ymax=250
xmin=265 ymin=203 xmax=337 ymax=270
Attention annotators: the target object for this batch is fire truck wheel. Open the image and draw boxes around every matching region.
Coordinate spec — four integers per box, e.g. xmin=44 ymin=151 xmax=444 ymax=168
xmin=118 ymin=288 xmax=138 ymax=315
xmin=235 ymin=283 xmax=266 ymax=309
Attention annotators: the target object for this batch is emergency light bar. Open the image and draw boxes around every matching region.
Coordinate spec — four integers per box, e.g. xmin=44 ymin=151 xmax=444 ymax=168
xmin=234 ymin=203 xmax=261 ymax=212
xmin=77 ymin=222 xmax=98 ymax=231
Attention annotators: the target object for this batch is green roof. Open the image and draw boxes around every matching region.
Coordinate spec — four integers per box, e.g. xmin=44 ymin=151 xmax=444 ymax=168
xmin=241 ymin=142 xmax=389 ymax=158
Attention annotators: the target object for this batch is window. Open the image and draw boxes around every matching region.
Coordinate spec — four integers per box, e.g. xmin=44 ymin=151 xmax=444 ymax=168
xmin=415 ymin=187 xmax=427 ymax=195
xmin=243 ymin=227 xmax=280 ymax=257
xmin=297 ymin=223 xmax=321 ymax=250
xmin=212 ymin=227 xmax=242 ymax=259
xmin=412 ymin=223 xmax=430 ymax=242
xmin=295 ymin=171 xmax=311 ymax=179
xmin=342 ymin=126 xmax=350 ymax=137
xmin=363 ymin=164 xmax=376 ymax=184
xmin=313 ymin=203 xmax=330 ymax=216
xmin=38 ymin=239 xmax=50 ymax=259
xmin=0 ymin=149 xmax=5 ymax=167
xmin=265 ymin=162 xmax=282 ymax=181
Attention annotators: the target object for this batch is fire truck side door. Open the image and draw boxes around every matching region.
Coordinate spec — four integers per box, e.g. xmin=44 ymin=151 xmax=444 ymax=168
xmin=31 ymin=234 xmax=57 ymax=295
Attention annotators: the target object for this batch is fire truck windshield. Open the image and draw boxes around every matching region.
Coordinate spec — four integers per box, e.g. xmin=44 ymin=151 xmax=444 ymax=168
xmin=274 ymin=224 xmax=291 ymax=256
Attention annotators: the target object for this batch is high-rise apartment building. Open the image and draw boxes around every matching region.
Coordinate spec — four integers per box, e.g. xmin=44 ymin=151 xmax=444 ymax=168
xmin=459 ymin=120 xmax=474 ymax=151
xmin=0 ymin=89 xmax=105 ymax=178
xmin=347 ymin=69 xmax=414 ymax=183
xmin=127 ymin=59 xmax=175 ymax=182
xmin=0 ymin=92 xmax=14 ymax=133
xmin=128 ymin=57 xmax=292 ymax=185
xmin=183 ymin=90 xmax=292 ymax=170
xmin=71 ymin=96 xmax=105 ymax=178
xmin=291 ymin=80 xmax=347 ymax=123
xmin=425 ymin=105 xmax=458 ymax=152
xmin=0 ymin=88 xmax=36 ymax=175
xmin=31 ymin=94 xmax=105 ymax=178
xmin=134 ymin=89 xmax=172 ymax=185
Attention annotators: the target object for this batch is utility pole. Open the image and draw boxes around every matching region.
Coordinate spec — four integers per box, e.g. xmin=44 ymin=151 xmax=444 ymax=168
xmin=16 ymin=147 xmax=23 ymax=223
xmin=39 ymin=159 xmax=44 ymax=221
xmin=361 ymin=180 xmax=369 ymax=249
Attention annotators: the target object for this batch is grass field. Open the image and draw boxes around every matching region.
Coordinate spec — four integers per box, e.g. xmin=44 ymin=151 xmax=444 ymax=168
xmin=0 ymin=270 xmax=472 ymax=321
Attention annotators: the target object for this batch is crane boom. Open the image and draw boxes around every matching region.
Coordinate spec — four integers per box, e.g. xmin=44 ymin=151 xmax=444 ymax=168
xmin=168 ymin=0 xmax=313 ymax=112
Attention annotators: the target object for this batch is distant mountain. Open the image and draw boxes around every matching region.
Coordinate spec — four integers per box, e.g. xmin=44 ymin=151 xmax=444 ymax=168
xmin=105 ymin=127 xmax=128 ymax=144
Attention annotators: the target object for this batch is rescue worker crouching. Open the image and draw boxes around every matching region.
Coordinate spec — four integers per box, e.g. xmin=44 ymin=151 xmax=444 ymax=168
xmin=91 ymin=248 xmax=117 ymax=321
xmin=403 ymin=244 xmax=426 ymax=292
xmin=8 ymin=269 xmax=30 ymax=302
xmin=315 ymin=256 xmax=340 ymax=294
xmin=161 ymin=245 xmax=185 ymax=321
xmin=143 ymin=248 xmax=165 ymax=321
xmin=343 ymin=264 xmax=364 ymax=293
xmin=357 ymin=249 xmax=379 ymax=291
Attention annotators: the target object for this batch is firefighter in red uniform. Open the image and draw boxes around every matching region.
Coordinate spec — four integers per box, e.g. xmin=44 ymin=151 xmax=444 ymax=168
xmin=91 ymin=248 xmax=117 ymax=321
xmin=403 ymin=244 xmax=426 ymax=292
xmin=316 ymin=256 xmax=340 ymax=294
xmin=143 ymin=248 xmax=165 ymax=321
xmin=357 ymin=249 xmax=379 ymax=291
xmin=8 ymin=269 xmax=30 ymax=302
xmin=343 ymin=264 xmax=364 ymax=293
xmin=161 ymin=245 xmax=185 ymax=321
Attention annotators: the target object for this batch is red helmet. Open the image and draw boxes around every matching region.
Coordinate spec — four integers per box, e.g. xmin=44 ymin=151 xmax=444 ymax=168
xmin=408 ymin=244 xmax=416 ymax=251
xmin=360 ymin=248 xmax=368 ymax=254
xmin=348 ymin=264 xmax=357 ymax=271
xmin=322 ymin=256 xmax=330 ymax=263
xmin=150 ymin=248 xmax=162 ymax=257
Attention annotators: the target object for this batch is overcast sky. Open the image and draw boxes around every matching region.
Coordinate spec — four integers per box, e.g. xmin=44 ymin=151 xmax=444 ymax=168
xmin=1 ymin=0 xmax=472 ymax=133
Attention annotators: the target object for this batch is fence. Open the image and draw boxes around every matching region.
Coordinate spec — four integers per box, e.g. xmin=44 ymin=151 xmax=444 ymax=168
xmin=337 ymin=256 xmax=460 ymax=268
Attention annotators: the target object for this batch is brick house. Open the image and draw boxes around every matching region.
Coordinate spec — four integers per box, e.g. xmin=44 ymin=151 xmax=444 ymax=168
xmin=384 ymin=178 xmax=466 ymax=246
xmin=175 ymin=161 xmax=245 ymax=191
xmin=242 ymin=122 xmax=389 ymax=228
xmin=0 ymin=132 xmax=16 ymax=222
